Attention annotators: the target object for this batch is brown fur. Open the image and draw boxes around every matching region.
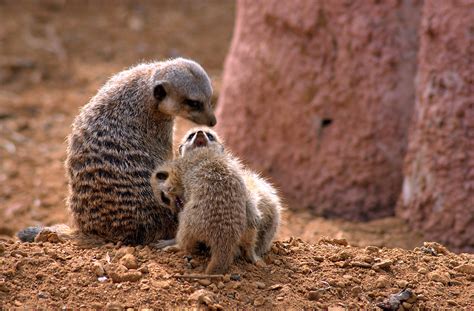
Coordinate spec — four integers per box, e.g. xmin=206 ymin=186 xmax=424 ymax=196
xmin=152 ymin=128 xmax=282 ymax=273
xmin=152 ymin=128 xmax=259 ymax=274
xmin=18 ymin=58 xmax=215 ymax=245
xmin=242 ymin=169 xmax=282 ymax=256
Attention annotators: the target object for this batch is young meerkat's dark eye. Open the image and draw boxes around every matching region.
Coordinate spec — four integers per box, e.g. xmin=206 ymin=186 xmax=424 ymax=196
xmin=185 ymin=99 xmax=203 ymax=110
xmin=187 ymin=132 xmax=196 ymax=141
xmin=205 ymin=132 xmax=215 ymax=141
xmin=155 ymin=171 xmax=169 ymax=181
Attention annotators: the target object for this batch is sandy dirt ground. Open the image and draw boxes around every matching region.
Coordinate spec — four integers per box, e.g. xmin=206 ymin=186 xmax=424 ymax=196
xmin=1 ymin=1 xmax=472 ymax=309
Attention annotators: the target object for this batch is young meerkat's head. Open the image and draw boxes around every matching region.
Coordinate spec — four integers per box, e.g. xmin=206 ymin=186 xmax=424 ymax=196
xmin=178 ymin=127 xmax=225 ymax=157
xmin=151 ymin=166 xmax=184 ymax=214
xmin=152 ymin=58 xmax=216 ymax=127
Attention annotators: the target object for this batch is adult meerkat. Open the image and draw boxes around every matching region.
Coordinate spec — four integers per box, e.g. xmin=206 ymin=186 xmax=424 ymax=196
xmin=17 ymin=58 xmax=216 ymax=245
xmin=151 ymin=128 xmax=261 ymax=274
xmin=151 ymin=128 xmax=282 ymax=272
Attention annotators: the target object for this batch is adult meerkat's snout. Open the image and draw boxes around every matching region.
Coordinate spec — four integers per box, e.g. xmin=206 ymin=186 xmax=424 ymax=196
xmin=152 ymin=58 xmax=217 ymax=127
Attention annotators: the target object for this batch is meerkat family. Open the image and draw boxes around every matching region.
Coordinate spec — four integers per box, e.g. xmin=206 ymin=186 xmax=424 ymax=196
xmin=16 ymin=58 xmax=282 ymax=273
xmin=18 ymin=58 xmax=216 ymax=245
xmin=151 ymin=127 xmax=282 ymax=274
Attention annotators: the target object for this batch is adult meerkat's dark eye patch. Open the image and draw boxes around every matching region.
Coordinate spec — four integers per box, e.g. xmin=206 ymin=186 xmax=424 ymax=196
xmin=184 ymin=99 xmax=203 ymax=110
xmin=155 ymin=171 xmax=169 ymax=181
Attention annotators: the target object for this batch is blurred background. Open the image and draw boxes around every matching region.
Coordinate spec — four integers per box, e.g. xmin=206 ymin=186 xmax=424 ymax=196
xmin=1 ymin=0 xmax=472 ymax=252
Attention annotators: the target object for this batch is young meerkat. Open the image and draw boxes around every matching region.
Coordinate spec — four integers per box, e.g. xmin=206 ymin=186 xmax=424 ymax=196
xmin=151 ymin=128 xmax=282 ymax=272
xmin=17 ymin=58 xmax=216 ymax=245
xmin=151 ymin=128 xmax=261 ymax=274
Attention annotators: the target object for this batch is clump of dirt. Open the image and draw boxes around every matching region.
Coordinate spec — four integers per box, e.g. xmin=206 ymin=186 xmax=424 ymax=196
xmin=0 ymin=237 xmax=472 ymax=309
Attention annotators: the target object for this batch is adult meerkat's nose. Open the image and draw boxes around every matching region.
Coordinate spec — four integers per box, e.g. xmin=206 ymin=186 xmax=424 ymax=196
xmin=208 ymin=115 xmax=217 ymax=127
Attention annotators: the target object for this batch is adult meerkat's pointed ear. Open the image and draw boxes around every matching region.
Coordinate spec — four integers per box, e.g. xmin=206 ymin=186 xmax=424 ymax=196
xmin=153 ymin=81 xmax=169 ymax=102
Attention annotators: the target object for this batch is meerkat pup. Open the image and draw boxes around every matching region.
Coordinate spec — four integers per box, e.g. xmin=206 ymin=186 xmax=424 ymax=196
xmin=151 ymin=128 xmax=261 ymax=274
xmin=151 ymin=128 xmax=282 ymax=273
xmin=17 ymin=58 xmax=216 ymax=245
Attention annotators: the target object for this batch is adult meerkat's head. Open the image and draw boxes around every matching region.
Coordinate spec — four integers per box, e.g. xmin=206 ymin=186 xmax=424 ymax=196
xmin=152 ymin=58 xmax=216 ymax=127
xmin=178 ymin=127 xmax=224 ymax=156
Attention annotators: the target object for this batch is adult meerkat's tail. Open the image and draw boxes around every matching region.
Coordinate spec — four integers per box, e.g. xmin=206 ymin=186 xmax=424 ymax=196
xmin=17 ymin=224 xmax=104 ymax=247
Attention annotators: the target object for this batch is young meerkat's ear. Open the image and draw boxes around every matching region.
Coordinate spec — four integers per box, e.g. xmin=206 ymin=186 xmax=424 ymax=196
xmin=155 ymin=171 xmax=169 ymax=181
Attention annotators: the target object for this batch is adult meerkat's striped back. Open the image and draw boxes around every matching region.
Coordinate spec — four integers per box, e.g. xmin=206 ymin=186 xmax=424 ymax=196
xmin=18 ymin=58 xmax=216 ymax=245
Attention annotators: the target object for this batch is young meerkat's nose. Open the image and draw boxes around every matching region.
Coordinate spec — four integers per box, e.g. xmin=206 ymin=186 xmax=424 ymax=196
xmin=194 ymin=131 xmax=208 ymax=147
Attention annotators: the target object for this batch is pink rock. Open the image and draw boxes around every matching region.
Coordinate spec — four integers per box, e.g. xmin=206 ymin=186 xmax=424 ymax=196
xmin=397 ymin=1 xmax=474 ymax=253
xmin=217 ymin=0 xmax=421 ymax=220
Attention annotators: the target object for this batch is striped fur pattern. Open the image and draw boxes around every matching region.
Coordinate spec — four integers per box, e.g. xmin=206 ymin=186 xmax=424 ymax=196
xmin=66 ymin=58 xmax=215 ymax=245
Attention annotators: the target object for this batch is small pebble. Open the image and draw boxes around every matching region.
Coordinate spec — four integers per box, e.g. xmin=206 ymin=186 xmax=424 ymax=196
xmin=230 ymin=274 xmax=241 ymax=281
xmin=114 ymin=246 xmax=134 ymax=260
xmin=138 ymin=265 xmax=149 ymax=274
xmin=253 ymin=297 xmax=265 ymax=306
xmin=307 ymin=291 xmax=320 ymax=301
xmin=188 ymin=289 xmax=214 ymax=304
xmin=365 ymin=246 xmax=379 ymax=253
xmin=454 ymin=264 xmax=474 ymax=275
xmin=397 ymin=280 xmax=409 ymax=288
xmin=270 ymin=284 xmax=283 ymax=290
xmin=223 ymin=275 xmax=231 ymax=283
xmin=217 ymin=281 xmax=225 ymax=289
xmin=92 ymin=262 xmax=105 ymax=277
xmin=0 ymin=281 xmax=8 ymax=293
xmin=373 ymin=260 xmax=393 ymax=271
xmin=254 ymin=281 xmax=265 ymax=289
xmin=198 ymin=279 xmax=211 ymax=286
xmin=105 ymin=302 xmax=123 ymax=310
xmin=375 ymin=275 xmax=391 ymax=288
xmin=428 ymin=271 xmax=450 ymax=284
xmin=120 ymin=254 xmax=138 ymax=270
xmin=37 ymin=291 xmax=49 ymax=299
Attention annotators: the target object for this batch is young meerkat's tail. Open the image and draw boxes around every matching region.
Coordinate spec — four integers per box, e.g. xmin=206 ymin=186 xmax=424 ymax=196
xmin=17 ymin=224 xmax=105 ymax=247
